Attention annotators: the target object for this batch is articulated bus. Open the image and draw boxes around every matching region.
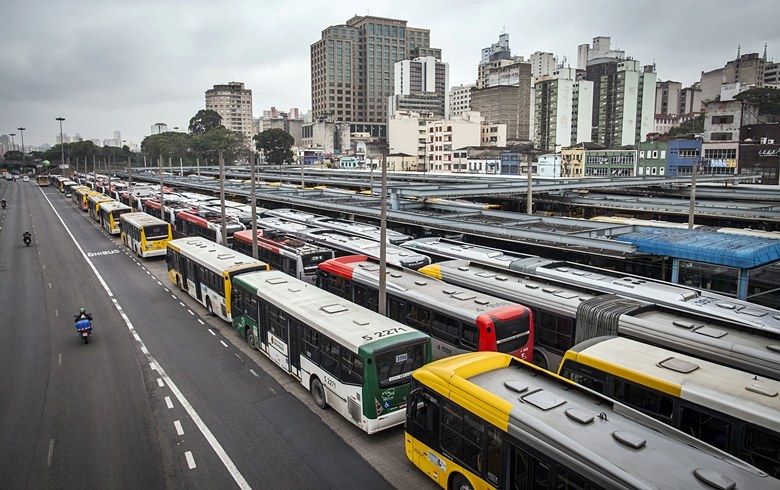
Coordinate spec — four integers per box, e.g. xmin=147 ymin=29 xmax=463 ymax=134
xmin=317 ymin=256 xmax=533 ymax=362
xmin=36 ymin=175 xmax=50 ymax=186
xmin=87 ymin=194 xmax=115 ymax=221
xmin=420 ymin=260 xmax=780 ymax=380
xmin=232 ymin=229 xmax=334 ymax=284
xmin=174 ymin=209 xmax=245 ymax=246
xmin=559 ymin=336 xmax=780 ymax=478
xmin=120 ymin=212 xmax=172 ymax=258
xmin=73 ymin=187 xmax=98 ymax=210
xmin=98 ymin=201 xmax=132 ymax=235
xmin=405 ymin=352 xmax=776 ymax=490
xmin=231 ymin=269 xmax=431 ymax=434
xmin=166 ymin=237 xmax=268 ymax=321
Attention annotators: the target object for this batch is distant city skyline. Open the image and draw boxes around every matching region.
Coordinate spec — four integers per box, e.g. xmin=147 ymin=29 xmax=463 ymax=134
xmin=1 ymin=0 xmax=778 ymax=147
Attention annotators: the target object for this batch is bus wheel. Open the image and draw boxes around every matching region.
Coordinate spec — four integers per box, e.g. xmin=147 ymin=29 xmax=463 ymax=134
xmin=451 ymin=475 xmax=473 ymax=490
xmin=532 ymin=351 xmax=549 ymax=371
xmin=311 ymin=378 xmax=328 ymax=409
xmin=245 ymin=328 xmax=255 ymax=347
xmin=206 ymin=298 xmax=214 ymax=316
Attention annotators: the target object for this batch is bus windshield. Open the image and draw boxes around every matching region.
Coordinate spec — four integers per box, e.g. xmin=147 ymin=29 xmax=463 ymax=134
xmin=144 ymin=224 xmax=170 ymax=239
xmin=375 ymin=340 xmax=428 ymax=388
xmin=493 ymin=315 xmax=531 ymax=353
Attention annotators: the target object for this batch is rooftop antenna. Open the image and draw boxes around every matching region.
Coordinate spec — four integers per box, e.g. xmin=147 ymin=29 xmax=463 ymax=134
xmin=737 ymin=44 xmax=741 ymax=58
xmin=763 ymin=43 xmax=768 ymax=60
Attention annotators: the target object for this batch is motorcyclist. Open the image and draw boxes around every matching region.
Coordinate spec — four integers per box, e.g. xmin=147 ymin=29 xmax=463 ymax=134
xmin=74 ymin=307 xmax=93 ymax=322
xmin=23 ymin=230 xmax=31 ymax=243
xmin=1 ymin=198 xmax=6 ymax=209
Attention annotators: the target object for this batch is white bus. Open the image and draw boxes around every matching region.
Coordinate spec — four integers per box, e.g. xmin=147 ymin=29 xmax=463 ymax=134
xmin=166 ymin=237 xmax=268 ymax=321
xmin=120 ymin=212 xmax=172 ymax=258
xmin=231 ymin=269 xmax=431 ymax=434
xmin=98 ymin=201 xmax=133 ymax=235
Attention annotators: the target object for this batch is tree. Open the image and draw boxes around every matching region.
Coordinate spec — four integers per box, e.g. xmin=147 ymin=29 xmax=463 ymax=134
xmin=734 ymin=88 xmax=780 ymax=117
xmin=254 ymin=128 xmax=294 ymax=165
xmin=192 ymin=127 xmax=244 ymax=164
xmin=3 ymin=150 xmax=24 ymax=162
xmin=665 ymin=114 xmax=704 ymax=138
xmin=141 ymin=131 xmax=193 ymax=163
xmin=189 ymin=109 xmax=223 ymax=135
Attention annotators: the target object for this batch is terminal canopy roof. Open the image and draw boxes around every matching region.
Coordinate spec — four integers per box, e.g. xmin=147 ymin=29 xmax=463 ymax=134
xmin=615 ymin=228 xmax=780 ymax=269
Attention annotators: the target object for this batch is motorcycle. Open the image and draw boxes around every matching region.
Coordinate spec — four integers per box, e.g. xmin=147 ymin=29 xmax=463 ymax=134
xmin=75 ymin=318 xmax=93 ymax=344
xmin=23 ymin=235 xmax=31 ymax=247
xmin=1 ymin=201 xmax=6 ymax=209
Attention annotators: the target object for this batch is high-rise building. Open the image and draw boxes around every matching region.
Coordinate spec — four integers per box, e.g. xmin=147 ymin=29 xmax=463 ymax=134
xmin=534 ymin=68 xmax=593 ymax=152
xmin=655 ymin=81 xmax=682 ymax=115
xmin=530 ymin=51 xmax=556 ymax=79
xmin=476 ymin=33 xmax=528 ymax=89
xmin=765 ymin=62 xmax=780 ymax=86
xmin=679 ymin=84 xmax=703 ymax=114
xmin=449 ymin=83 xmax=475 ymax=117
xmin=596 ymin=60 xmax=657 ymax=147
xmin=310 ymin=15 xmax=438 ymax=139
xmin=724 ymin=52 xmax=767 ymax=88
xmin=204 ymin=82 xmax=254 ymax=142
xmin=579 ymin=36 xmax=626 ymax=139
xmin=389 ymin=56 xmax=449 ymax=119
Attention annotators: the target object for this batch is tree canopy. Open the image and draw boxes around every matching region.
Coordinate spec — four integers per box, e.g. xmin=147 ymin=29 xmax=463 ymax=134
xmin=734 ymin=88 xmax=780 ymax=117
xmin=665 ymin=114 xmax=705 ymax=138
xmin=254 ymin=128 xmax=294 ymax=165
xmin=189 ymin=109 xmax=223 ymax=135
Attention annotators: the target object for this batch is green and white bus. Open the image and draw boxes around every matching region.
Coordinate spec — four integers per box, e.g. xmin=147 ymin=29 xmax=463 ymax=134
xmin=231 ymin=269 xmax=432 ymax=434
xmin=120 ymin=212 xmax=172 ymax=258
xmin=166 ymin=237 xmax=268 ymax=321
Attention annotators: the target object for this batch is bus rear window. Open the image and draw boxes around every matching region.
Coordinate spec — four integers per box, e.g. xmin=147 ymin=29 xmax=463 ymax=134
xmin=493 ymin=315 xmax=530 ymax=354
xmin=302 ymin=253 xmax=331 ymax=269
xmin=144 ymin=224 xmax=170 ymax=239
xmin=375 ymin=341 xmax=427 ymax=388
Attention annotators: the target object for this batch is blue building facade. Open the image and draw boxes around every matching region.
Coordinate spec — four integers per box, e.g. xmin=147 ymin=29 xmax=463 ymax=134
xmin=500 ymin=151 xmax=520 ymax=175
xmin=666 ymin=138 xmax=702 ymax=176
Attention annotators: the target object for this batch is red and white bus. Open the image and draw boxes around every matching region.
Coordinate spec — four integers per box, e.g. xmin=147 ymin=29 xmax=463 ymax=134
xmin=174 ymin=209 xmax=245 ymax=246
xmin=317 ymin=255 xmax=534 ymax=361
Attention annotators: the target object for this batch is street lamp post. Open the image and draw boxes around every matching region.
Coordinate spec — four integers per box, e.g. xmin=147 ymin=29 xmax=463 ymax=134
xmin=17 ymin=127 xmax=26 ymax=166
xmin=56 ymin=117 xmax=66 ymax=168
xmin=9 ymin=133 xmax=15 ymax=152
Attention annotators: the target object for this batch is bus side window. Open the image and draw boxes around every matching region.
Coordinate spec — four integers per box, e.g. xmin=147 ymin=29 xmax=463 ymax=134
xmin=407 ymin=389 xmax=439 ymax=450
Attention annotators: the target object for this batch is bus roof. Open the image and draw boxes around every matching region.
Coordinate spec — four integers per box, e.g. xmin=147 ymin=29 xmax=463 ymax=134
xmin=87 ymin=194 xmax=114 ymax=203
xmin=233 ymin=269 xmax=428 ymax=354
xmin=563 ymin=336 xmax=780 ymax=432
xmin=167 ymin=237 xmax=267 ymax=274
xmin=415 ymin=352 xmax=774 ymax=489
xmin=99 ymin=201 xmax=132 ymax=212
xmin=233 ymin=229 xmax=331 ymax=256
xmin=120 ymin=212 xmax=169 ymax=228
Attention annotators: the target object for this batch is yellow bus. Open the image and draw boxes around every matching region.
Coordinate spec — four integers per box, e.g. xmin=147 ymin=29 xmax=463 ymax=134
xmin=166 ymin=237 xmax=268 ymax=321
xmin=36 ymin=175 xmax=50 ymax=186
xmin=87 ymin=194 xmax=115 ymax=221
xmin=405 ymin=352 xmax=774 ymax=490
xmin=97 ymin=201 xmax=132 ymax=234
xmin=558 ymin=335 xmax=780 ymax=478
xmin=120 ymin=212 xmax=172 ymax=258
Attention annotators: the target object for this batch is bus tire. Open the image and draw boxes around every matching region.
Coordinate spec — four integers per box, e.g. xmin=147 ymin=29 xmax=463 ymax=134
xmin=311 ymin=378 xmax=328 ymax=409
xmin=533 ymin=351 xmax=549 ymax=371
xmin=206 ymin=298 xmax=214 ymax=316
xmin=451 ymin=474 xmax=473 ymax=490
xmin=245 ymin=327 xmax=255 ymax=348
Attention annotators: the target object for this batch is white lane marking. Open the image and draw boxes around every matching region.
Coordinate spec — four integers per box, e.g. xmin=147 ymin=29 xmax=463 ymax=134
xmin=174 ymin=420 xmax=184 ymax=436
xmin=171 ymin=294 xmax=177 ymax=299
xmin=179 ymin=302 xmax=186 ymax=307
xmin=207 ymin=329 xmax=216 ymax=336
xmin=164 ymin=288 xmax=169 ymax=292
xmin=157 ymin=378 xmax=165 ymax=388
xmin=165 ymin=396 xmax=174 ymax=409
xmin=48 ymin=282 xmax=52 ymax=289
xmin=40 ymin=189 xmax=251 ymax=489
xmin=157 ymin=281 xmax=162 ymax=286
xmin=54 ymin=309 xmax=58 ymax=317
xmin=220 ymin=340 xmax=228 ymax=348
xmin=141 ymin=345 xmax=149 ymax=355
xmin=42 ymin=264 xmax=46 ymax=270
xmin=197 ymin=319 xmax=204 ymax=325
xmin=133 ymin=333 xmax=141 ymax=342
xmin=185 ymin=451 xmax=196 ymax=469
xmin=188 ymin=310 xmax=194 ymax=316
xmin=58 ymin=353 xmax=62 ymax=366
xmin=47 ymin=439 xmax=55 ymax=468
xmin=146 ymin=271 xmax=151 ymax=275
xmin=250 ymin=369 xmax=259 ymax=378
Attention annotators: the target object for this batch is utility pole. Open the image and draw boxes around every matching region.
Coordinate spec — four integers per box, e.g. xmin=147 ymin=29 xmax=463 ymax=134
xmin=219 ymin=151 xmax=227 ymax=246
xmin=379 ymin=146 xmax=388 ymax=316
xmin=688 ymin=153 xmax=699 ymax=229
xmin=159 ymin=155 xmax=165 ymax=224
xmin=250 ymin=151 xmax=258 ymax=260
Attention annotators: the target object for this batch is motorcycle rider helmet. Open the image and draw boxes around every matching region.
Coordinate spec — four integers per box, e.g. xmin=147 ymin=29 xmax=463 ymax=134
xmin=80 ymin=307 xmax=86 ymax=314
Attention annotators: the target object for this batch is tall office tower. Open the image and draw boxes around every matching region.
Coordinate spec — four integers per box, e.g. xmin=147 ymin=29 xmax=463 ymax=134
xmin=311 ymin=15 xmax=439 ymax=139
xmin=471 ymin=61 xmax=532 ymax=143
xmin=724 ymin=51 xmax=767 ymax=87
xmin=534 ymin=68 xmax=594 ymax=152
xmin=679 ymin=84 xmax=703 ymax=114
xmin=476 ymin=33 xmax=528 ymax=89
xmin=765 ymin=62 xmax=780 ymax=85
xmin=449 ymin=83 xmax=475 ymax=117
xmin=530 ymin=51 xmax=556 ymax=79
xmin=205 ymin=82 xmax=254 ymax=142
xmin=597 ymin=60 xmax=657 ymax=147
xmin=578 ymin=36 xmax=626 ymax=139
xmin=389 ymin=56 xmax=449 ymax=119
xmin=655 ymin=81 xmax=682 ymax=115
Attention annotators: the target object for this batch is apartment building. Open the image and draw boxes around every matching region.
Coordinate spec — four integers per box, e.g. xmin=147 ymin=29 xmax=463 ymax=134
xmin=204 ymin=82 xmax=254 ymax=142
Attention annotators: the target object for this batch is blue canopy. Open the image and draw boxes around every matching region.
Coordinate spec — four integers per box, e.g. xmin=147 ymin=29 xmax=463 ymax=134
xmin=615 ymin=228 xmax=780 ymax=269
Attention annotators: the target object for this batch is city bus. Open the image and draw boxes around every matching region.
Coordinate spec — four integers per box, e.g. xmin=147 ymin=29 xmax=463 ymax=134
xmin=72 ymin=187 xmax=96 ymax=209
xmin=231 ymin=269 xmax=431 ymax=434
xmin=36 ymin=175 xmax=50 ymax=186
xmin=317 ymin=256 xmax=533 ymax=362
xmin=97 ymin=201 xmax=132 ymax=235
xmin=232 ymin=229 xmax=334 ymax=284
xmin=420 ymin=260 xmax=780 ymax=379
xmin=166 ymin=237 xmax=268 ymax=321
xmin=174 ymin=209 xmax=245 ymax=246
xmin=405 ymin=352 xmax=775 ymax=490
xmin=120 ymin=212 xmax=172 ymax=258
xmin=87 ymin=194 xmax=115 ymax=221
xmin=299 ymin=228 xmax=431 ymax=269
xmin=60 ymin=179 xmax=78 ymax=194
xmin=558 ymin=335 xmax=780 ymax=478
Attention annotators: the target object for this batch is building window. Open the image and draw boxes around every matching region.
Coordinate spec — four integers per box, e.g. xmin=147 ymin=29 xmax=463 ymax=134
xmin=710 ymin=132 xmax=733 ymax=141
xmin=711 ymin=115 xmax=734 ymax=125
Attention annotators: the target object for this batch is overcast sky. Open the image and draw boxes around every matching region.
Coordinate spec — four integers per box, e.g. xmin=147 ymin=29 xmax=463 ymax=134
xmin=2 ymin=0 xmax=777 ymax=148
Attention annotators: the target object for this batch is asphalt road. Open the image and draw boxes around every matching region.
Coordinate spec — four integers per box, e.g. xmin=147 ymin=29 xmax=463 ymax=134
xmin=0 ymin=180 xmax=432 ymax=489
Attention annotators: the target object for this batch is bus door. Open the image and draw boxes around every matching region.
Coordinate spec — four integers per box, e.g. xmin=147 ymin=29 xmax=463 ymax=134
xmin=288 ymin=320 xmax=301 ymax=377
xmin=257 ymin=301 xmax=269 ymax=354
